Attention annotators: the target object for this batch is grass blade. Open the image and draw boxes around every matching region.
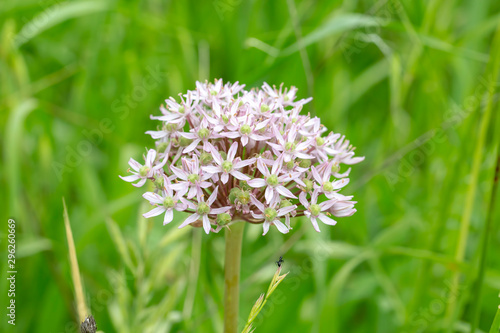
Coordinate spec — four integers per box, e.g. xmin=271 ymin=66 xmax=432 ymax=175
xmin=62 ymin=197 xmax=88 ymax=322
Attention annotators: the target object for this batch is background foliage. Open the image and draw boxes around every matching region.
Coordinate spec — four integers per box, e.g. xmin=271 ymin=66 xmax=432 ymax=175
xmin=1 ymin=0 xmax=500 ymax=332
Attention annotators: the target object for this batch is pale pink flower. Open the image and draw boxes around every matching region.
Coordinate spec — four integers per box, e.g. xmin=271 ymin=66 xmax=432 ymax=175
xmin=250 ymin=196 xmax=296 ymax=235
xmin=299 ymin=190 xmax=337 ymax=232
xmin=178 ymin=186 xmax=231 ymax=234
xmin=121 ymin=79 xmax=363 ymax=234
xmin=247 ymin=155 xmax=297 ymax=204
xmin=170 ymin=156 xmax=213 ymax=199
xmin=202 ymin=142 xmax=255 ymax=184
xmin=120 ymin=149 xmax=167 ymax=187
xmin=142 ymin=177 xmax=187 ymax=224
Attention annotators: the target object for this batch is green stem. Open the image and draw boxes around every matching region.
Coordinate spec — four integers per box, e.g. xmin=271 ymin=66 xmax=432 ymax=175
xmin=471 ymin=153 xmax=500 ymax=333
xmin=224 ymin=221 xmax=245 ymax=333
xmin=446 ymin=23 xmax=500 ymax=329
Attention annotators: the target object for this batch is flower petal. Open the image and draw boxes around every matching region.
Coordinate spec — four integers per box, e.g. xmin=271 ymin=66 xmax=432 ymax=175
xmin=179 ymin=213 xmax=200 ymax=228
xmin=318 ymin=213 xmax=337 ymax=226
xmin=120 ymin=174 xmax=140 ymax=182
xmin=276 ymin=185 xmax=296 ymax=199
xmin=273 ymin=220 xmax=289 ymax=234
xmin=163 ymin=209 xmax=174 ymax=225
xmin=143 ymin=192 xmax=164 ymax=204
xmin=227 ymin=141 xmax=238 ymax=161
xmin=262 ymin=221 xmax=270 ymax=235
xmin=247 ymin=178 xmax=266 ymax=188
xmin=230 ymin=170 xmax=250 ymax=181
xmin=143 ymin=206 xmax=166 ymax=218
xmin=203 ymin=215 xmax=211 ymax=234
xmin=208 ymin=186 xmax=219 ymax=205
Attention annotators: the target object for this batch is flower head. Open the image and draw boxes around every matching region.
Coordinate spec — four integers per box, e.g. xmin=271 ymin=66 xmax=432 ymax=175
xmin=121 ymin=79 xmax=363 ymax=234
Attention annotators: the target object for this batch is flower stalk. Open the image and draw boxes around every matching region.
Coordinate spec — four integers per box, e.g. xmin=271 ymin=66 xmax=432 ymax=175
xmin=224 ymin=221 xmax=245 ymax=333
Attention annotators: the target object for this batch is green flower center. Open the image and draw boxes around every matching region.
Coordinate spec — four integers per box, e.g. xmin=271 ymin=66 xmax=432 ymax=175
xmin=264 ymin=207 xmax=278 ymax=221
xmin=285 ymin=160 xmax=295 ymax=170
xmin=285 ymin=142 xmax=296 ymax=151
xmin=163 ymin=197 xmax=175 ymax=209
xmin=178 ymin=106 xmax=185 ymax=113
xmin=280 ymin=199 xmax=293 ymax=208
xmin=309 ymin=204 xmax=321 ymax=217
xmin=316 ymin=136 xmax=325 ymax=146
xmin=260 ymin=104 xmax=270 ymax=112
xmin=222 ymin=115 xmax=229 ymax=124
xmin=210 ymin=90 xmax=217 ymax=96
xmin=240 ymin=124 xmax=251 ymax=135
xmin=266 ymin=174 xmax=279 ymax=187
xmin=197 ymin=202 xmax=210 ymax=215
xmin=323 ymin=181 xmax=333 ymax=192
xmin=188 ymin=174 xmax=199 ymax=184
xmin=139 ymin=166 xmax=150 ymax=177
xmin=222 ymin=161 xmax=233 ymax=173
xmin=217 ymin=213 xmax=232 ymax=226
xmin=198 ymin=128 xmax=210 ymax=140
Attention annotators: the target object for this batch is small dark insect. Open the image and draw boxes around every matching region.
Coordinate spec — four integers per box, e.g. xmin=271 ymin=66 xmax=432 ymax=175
xmin=276 ymin=256 xmax=284 ymax=267
xmin=80 ymin=315 xmax=97 ymax=333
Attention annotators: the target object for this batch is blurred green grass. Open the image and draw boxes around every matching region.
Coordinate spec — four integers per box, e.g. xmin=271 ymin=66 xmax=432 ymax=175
xmin=1 ymin=0 xmax=500 ymax=332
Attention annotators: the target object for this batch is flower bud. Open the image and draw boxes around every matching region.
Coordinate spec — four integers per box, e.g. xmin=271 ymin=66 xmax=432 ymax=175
xmin=331 ymin=162 xmax=339 ymax=174
xmin=285 ymin=160 xmax=295 ymax=170
xmin=229 ymin=187 xmax=242 ymax=204
xmin=200 ymin=152 xmax=213 ymax=165
xmin=157 ymin=142 xmax=168 ymax=153
xmin=298 ymin=159 xmax=311 ymax=168
xmin=239 ymin=181 xmax=251 ymax=191
xmin=280 ymin=199 xmax=293 ymax=208
xmin=217 ymin=213 xmax=232 ymax=226
xmin=303 ymin=179 xmax=314 ymax=192
xmin=178 ymin=136 xmax=192 ymax=147
xmin=237 ymin=190 xmax=250 ymax=205
xmin=166 ymin=123 xmax=177 ymax=132
xmin=154 ymin=175 xmax=164 ymax=189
